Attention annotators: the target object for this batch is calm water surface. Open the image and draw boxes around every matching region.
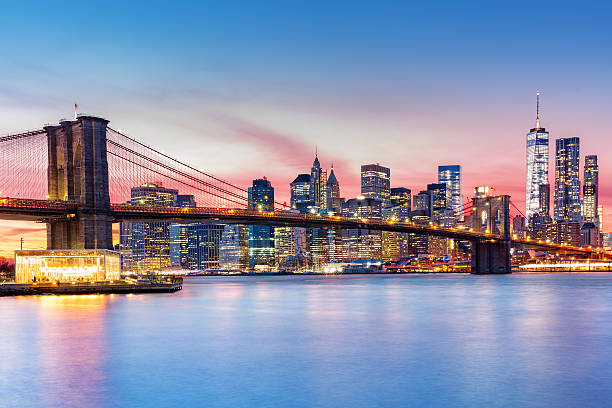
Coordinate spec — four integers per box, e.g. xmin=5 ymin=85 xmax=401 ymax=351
xmin=2 ymin=273 xmax=612 ymax=408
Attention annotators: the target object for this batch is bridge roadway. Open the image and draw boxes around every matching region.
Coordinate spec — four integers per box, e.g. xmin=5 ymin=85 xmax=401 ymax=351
xmin=0 ymin=197 xmax=607 ymax=258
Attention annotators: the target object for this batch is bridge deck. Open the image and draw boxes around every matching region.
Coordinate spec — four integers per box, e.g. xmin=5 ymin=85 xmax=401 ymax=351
xmin=0 ymin=198 xmax=607 ymax=257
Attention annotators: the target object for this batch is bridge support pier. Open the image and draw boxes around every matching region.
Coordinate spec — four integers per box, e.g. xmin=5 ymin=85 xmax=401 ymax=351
xmin=470 ymin=239 xmax=511 ymax=274
xmin=45 ymin=116 xmax=113 ymax=250
xmin=470 ymin=195 xmax=512 ymax=274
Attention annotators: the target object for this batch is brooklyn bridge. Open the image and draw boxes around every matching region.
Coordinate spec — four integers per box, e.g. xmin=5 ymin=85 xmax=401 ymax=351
xmin=0 ymin=115 xmax=608 ymax=274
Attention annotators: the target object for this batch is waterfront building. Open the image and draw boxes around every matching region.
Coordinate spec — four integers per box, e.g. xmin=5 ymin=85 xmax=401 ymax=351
xmin=290 ymin=174 xmax=313 ymax=212
xmin=219 ymin=225 xmax=249 ymax=270
xmin=275 ymin=227 xmax=296 ymax=267
xmin=438 ymin=165 xmax=462 ymax=221
xmin=554 ymin=137 xmax=581 ymax=223
xmin=248 ymin=178 xmax=275 ymax=269
xmin=170 ymin=223 xmax=224 ymax=270
xmin=381 ymin=205 xmax=411 ymax=261
xmin=120 ymin=183 xmax=178 ymax=271
xmin=526 ymin=92 xmax=550 ymax=223
xmin=341 ymin=197 xmax=382 ymax=260
xmin=361 ymin=164 xmax=391 ymax=207
xmin=583 ymin=155 xmax=599 ymax=224
xmin=169 ymin=224 xmax=190 ymax=267
xmin=15 ymin=250 xmax=120 ymax=283
xmin=409 ymin=210 xmax=430 ymax=254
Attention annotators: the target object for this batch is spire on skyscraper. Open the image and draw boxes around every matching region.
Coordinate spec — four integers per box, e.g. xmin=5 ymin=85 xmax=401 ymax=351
xmin=535 ymin=90 xmax=541 ymax=129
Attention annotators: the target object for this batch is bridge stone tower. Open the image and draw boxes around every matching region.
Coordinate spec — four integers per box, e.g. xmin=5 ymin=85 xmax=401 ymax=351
xmin=470 ymin=195 xmax=511 ymax=274
xmin=45 ymin=116 xmax=113 ymax=250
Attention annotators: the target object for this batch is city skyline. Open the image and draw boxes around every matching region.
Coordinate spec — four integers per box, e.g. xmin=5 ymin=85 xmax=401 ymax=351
xmin=2 ymin=2 xmax=612 ymax=256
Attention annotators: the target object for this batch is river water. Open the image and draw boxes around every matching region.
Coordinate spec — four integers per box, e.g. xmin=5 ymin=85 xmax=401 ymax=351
xmin=2 ymin=273 xmax=612 ymax=408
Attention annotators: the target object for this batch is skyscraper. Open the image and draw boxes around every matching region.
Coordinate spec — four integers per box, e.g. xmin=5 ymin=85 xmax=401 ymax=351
xmin=290 ymin=174 xmax=312 ymax=212
xmin=583 ymin=155 xmax=599 ymax=224
xmin=219 ymin=225 xmax=249 ymax=270
xmin=170 ymin=223 xmax=224 ymax=270
xmin=325 ymin=166 xmax=341 ymax=212
xmin=248 ymin=178 xmax=275 ymax=269
xmin=438 ymin=165 xmax=462 ymax=221
xmin=526 ymin=92 xmax=550 ymax=222
xmin=554 ymin=137 xmax=581 ymax=223
xmin=310 ymin=155 xmax=326 ymax=208
xmin=427 ymin=183 xmax=448 ymax=218
xmin=360 ymin=163 xmax=390 ymax=207
xmin=121 ymin=183 xmax=178 ymax=271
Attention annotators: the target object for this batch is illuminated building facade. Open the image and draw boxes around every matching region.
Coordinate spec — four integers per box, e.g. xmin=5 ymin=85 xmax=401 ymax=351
xmin=341 ymin=197 xmax=382 ymax=260
xmin=427 ymin=183 xmax=449 ymax=218
xmin=325 ymin=167 xmax=342 ymax=212
xmin=526 ymin=92 xmax=549 ymax=223
xmin=219 ymin=225 xmax=249 ymax=269
xmin=583 ymin=155 xmax=599 ymax=224
xmin=361 ymin=164 xmax=390 ymax=207
xmin=438 ymin=165 xmax=462 ymax=221
xmin=248 ymin=178 xmax=275 ymax=269
xmin=170 ymin=223 xmax=224 ymax=270
xmin=120 ymin=183 xmax=178 ymax=271
xmin=290 ymin=174 xmax=312 ymax=212
xmin=15 ymin=250 xmax=120 ymax=283
xmin=554 ymin=137 xmax=581 ymax=223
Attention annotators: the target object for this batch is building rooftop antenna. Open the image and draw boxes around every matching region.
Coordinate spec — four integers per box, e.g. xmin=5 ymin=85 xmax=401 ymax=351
xmin=535 ymin=91 xmax=541 ymax=129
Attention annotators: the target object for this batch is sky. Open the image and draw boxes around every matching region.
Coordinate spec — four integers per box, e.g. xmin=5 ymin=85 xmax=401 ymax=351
xmin=1 ymin=0 xmax=612 ymax=256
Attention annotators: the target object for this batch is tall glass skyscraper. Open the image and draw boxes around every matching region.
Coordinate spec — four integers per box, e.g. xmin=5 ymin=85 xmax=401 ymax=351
xmin=438 ymin=165 xmax=462 ymax=221
xmin=248 ymin=178 xmax=275 ymax=269
xmin=361 ymin=163 xmax=390 ymax=207
xmin=583 ymin=155 xmax=599 ymax=224
xmin=526 ymin=92 xmax=549 ymax=223
xmin=554 ymin=137 xmax=581 ymax=222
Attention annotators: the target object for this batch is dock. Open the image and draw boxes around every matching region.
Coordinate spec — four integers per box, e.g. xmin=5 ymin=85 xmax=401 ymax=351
xmin=0 ymin=278 xmax=182 ymax=297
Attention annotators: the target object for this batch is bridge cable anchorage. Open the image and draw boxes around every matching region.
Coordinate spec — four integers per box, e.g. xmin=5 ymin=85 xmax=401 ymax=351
xmin=106 ymin=127 xmax=290 ymax=210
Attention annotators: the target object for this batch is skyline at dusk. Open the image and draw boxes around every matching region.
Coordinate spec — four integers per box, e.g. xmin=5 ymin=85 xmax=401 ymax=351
xmin=2 ymin=1 xmax=612 ymax=255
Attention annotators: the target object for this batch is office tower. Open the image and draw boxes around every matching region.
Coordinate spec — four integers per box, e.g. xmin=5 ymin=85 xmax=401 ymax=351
xmin=310 ymin=155 xmax=326 ymax=208
xmin=438 ymin=165 xmax=462 ymax=221
xmin=326 ymin=166 xmax=342 ymax=212
xmin=248 ymin=178 xmax=275 ymax=269
xmin=173 ymin=194 xmax=196 ymax=208
xmin=361 ymin=163 xmax=391 ymax=207
xmin=390 ymin=187 xmax=411 ymax=215
xmin=341 ymin=197 xmax=382 ymax=260
xmin=120 ymin=183 xmax=178 ymax=271
xmin=554 ymin=137 xmax=581 ymax=222
xmin=526 ymin=92 xmax=550 ymax=222
xmin=219 ymin=225 xmax=249 ymax=270
xmin=290 ymin=174 xmax=312 ymax=212
xmin=413 ymin=191 xmax=431 ymax=215
xmin=170 ymin=224 xmax=190 ymax=267
xmin=275 ymin=227 xmax=296 ymax=267
xmin=583 ymin=155 xmax=599 ymax=224
xmin=538 ymin=184 xmax=550 ymax=217
xmin=170 ymin=223 xmax=224 ymax=270
xmin=427 ymin=183 xmax=448 ymax=218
